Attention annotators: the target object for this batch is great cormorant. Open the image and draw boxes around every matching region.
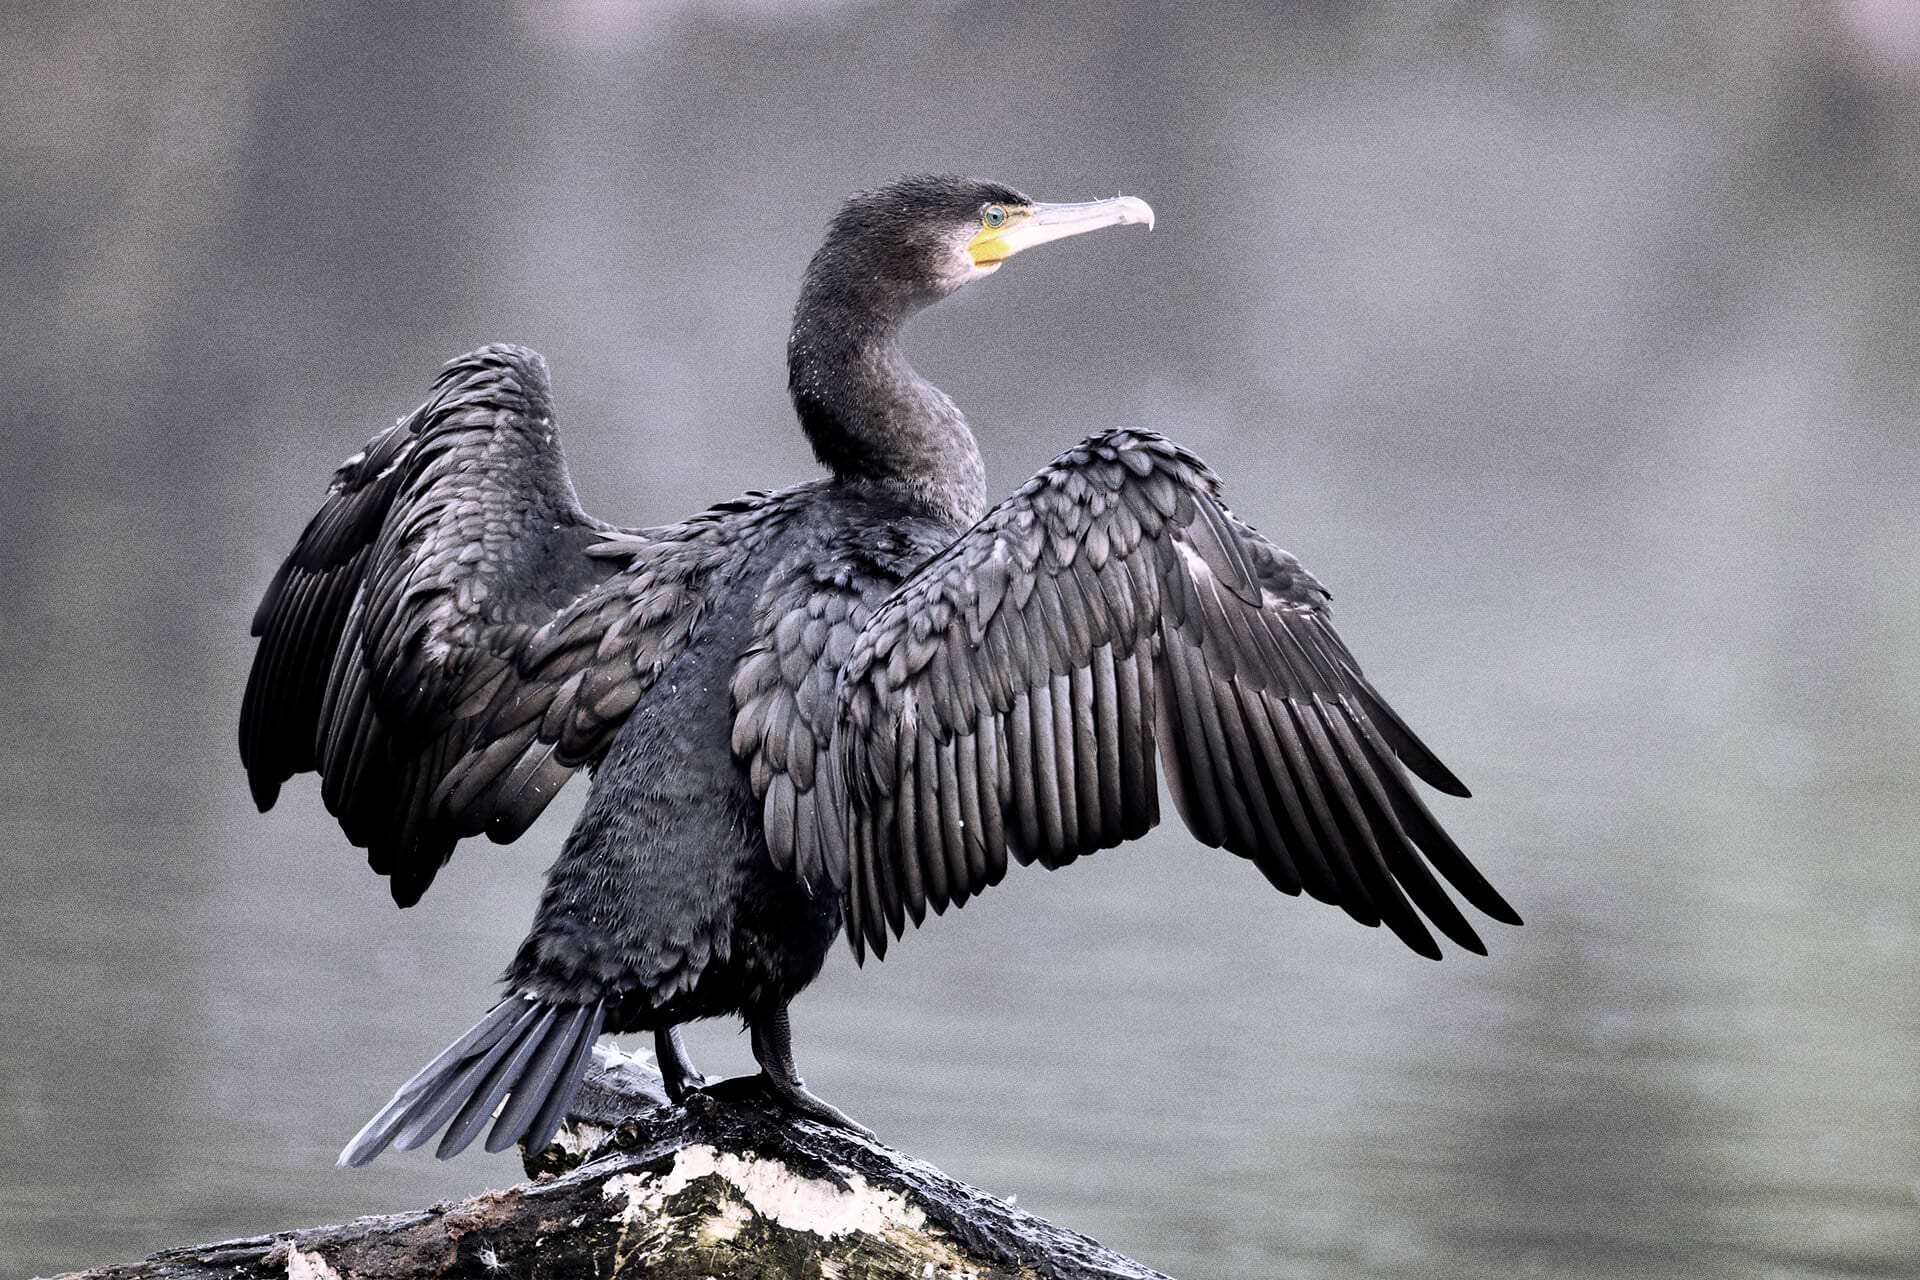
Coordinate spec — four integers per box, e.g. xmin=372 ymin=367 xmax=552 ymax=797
xmin=240 ymin=174 xmax=1519 ymax=1167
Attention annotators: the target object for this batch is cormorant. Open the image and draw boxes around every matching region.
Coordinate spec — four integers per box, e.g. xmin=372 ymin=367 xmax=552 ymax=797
xmin=240 ymin=174 xmax=1519 ymax=1167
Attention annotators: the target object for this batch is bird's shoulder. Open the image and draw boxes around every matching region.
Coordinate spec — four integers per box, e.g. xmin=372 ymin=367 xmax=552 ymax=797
xmin=726 ymin=486 xmax=958 ymax=885
xmin=735 ymin=488 xmax=958 ymax=694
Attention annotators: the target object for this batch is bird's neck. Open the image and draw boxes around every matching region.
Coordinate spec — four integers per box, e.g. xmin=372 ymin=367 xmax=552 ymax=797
xmin=787 ymin=291 xmax=987 ymax=530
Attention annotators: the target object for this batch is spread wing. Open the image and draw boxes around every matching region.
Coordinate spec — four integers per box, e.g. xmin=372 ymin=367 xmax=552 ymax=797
xmin=829 ymin=428 xmax=1520 ymax=961
xmin=241 ymin=344 xmax=745 ymax=905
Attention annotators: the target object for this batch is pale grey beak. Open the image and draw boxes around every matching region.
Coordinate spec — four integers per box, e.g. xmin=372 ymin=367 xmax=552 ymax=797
xmin=967 ymin=195 xmax=1155 ymax=266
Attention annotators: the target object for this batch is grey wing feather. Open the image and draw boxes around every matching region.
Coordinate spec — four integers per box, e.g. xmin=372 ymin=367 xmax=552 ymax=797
xmin=241 ymin=344 xmax=741 ymax=905
xmin=240 ymin=413 xmax=417 ymax=812
xmin=830 ymin=428 xmax=1519 ymax=964
xmin=732 ymin=521 xmax=944 ymax=892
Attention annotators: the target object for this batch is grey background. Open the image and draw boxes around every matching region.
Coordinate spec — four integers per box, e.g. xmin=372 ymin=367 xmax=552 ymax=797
xmin=5 ymin=2 xmax=1918 ymax=1277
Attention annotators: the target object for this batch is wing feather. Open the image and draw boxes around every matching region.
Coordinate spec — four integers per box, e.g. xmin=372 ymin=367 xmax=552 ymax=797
xmin=831 ymin=428 xmax=1517 ymax=961
xmin=729 ymin=519 xmax=945 ymax=895
xmin=242 ymin=345 xmax=756 ymax=904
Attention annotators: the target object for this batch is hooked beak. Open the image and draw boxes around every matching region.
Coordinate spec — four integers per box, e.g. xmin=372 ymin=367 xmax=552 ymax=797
xmin=966 ymin=195 xmax=1155 ymax=269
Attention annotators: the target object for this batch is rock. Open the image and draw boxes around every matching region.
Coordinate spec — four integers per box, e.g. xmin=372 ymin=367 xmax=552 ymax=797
xmin=56 ymin=1047 xmax=1173 ymax=1280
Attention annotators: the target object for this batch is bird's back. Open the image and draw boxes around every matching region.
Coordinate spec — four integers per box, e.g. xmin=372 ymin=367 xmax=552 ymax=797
xmin=503 ymin=484 xmax=957 ymax=1023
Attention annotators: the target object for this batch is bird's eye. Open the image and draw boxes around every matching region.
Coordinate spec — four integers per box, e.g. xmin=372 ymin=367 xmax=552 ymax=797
xmin=982 ymin=204 xmax=1007 ymax=229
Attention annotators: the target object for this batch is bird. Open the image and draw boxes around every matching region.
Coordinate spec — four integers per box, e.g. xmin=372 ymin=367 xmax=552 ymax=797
xmin=239 ymin=173 xmax=1520 ymax=1168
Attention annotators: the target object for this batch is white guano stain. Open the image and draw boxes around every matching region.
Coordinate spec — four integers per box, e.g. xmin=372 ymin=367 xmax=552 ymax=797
xmin=551 ymin=1120 xmax=612 ymax=1160
xmin=600 ymin=1145 xmax=925 ymax=1239
xmin=602 ymin=1171 xmax=658 ymax=1225
xmin=285 ymin=1246 xmax=343 ymax=1280
xmin=697 ymin=1195 xmax=752 ymax=1244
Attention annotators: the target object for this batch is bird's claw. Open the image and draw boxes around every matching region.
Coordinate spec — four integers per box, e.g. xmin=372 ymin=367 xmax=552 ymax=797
xmin=757 ymin=1072 xmax=876 ymax=1140
xmin=687 ymin=1071 xmax=875 ymax=1139
xmin=663 ymin=1071 xmax=709 ymax=1105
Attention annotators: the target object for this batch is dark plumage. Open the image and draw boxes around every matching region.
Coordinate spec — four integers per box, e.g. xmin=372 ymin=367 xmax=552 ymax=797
xmin=239 ymin=174 xmax=1519 ymax=1167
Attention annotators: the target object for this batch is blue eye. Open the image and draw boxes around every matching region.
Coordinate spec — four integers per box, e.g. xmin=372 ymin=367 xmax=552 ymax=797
xmin=982 ymin=204 xmax=1007 ymax=229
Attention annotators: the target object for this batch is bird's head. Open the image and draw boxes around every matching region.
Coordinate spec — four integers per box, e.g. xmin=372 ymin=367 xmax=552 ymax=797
xmin=805 ymin=174 xmax=1155 ymax=316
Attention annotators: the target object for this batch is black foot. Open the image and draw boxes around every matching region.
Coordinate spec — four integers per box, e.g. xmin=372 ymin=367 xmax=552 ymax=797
xmin=654 ymin=1027 xmax=708 ymax=1104
xmin=693 ymin=1071 xmax=875 ymax=1139
xmin=755 ymin=1070 xmax=876 ymax=1139
xmin=740 ymin=1002 xmax=876 ymax=1139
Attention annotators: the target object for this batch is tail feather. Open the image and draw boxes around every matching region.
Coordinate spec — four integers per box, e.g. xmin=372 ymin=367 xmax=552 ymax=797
xmin=389 ymin=1006 xmax=547 ymax=1153
xmin=484 ymin=1003 xmax=596 ymax=1154
xmin=337 ymin=995 xmax=605 ymax=1168
xmin=437 ymin=1013 xmax=552 ymax=1157
xmin=521 ymin=1001 xmax=607 ymax=1155
xmin=336 ymin=997 xmax=530 ymax=1167
xmin=389 ymin=996 xmax=527 ymax=1099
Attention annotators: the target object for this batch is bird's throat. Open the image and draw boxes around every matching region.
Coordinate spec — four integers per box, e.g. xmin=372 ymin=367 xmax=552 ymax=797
xmin=787 ymin=297 xmax=987 ymax=530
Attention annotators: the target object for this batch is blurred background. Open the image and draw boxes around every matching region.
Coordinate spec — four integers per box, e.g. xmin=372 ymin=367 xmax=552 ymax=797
xmin=5 ymin=1 xmax=1918 ymax=1276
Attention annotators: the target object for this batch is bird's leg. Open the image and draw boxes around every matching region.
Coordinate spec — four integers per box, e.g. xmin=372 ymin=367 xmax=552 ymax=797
xmin=747 ymin=1004 xmax=875 ymax=1139
xmin=654 ymin=1026 xmax=707 ymax=1103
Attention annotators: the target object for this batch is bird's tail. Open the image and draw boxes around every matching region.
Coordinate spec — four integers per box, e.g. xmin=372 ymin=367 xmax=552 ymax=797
xmin=337 ymin=994 xmax=606 ymax=1168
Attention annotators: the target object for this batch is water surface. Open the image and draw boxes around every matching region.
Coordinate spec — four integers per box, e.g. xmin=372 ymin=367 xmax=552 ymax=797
xmin=4 ymin=3 xmax=1917 ymax=1276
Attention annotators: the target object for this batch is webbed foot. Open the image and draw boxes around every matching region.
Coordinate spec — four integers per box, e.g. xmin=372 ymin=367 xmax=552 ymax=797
xmin=754 ymin=1069 xmax=875 ymax=1138
xmin=741 ymin=1001 xmax=876 ymax=1139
